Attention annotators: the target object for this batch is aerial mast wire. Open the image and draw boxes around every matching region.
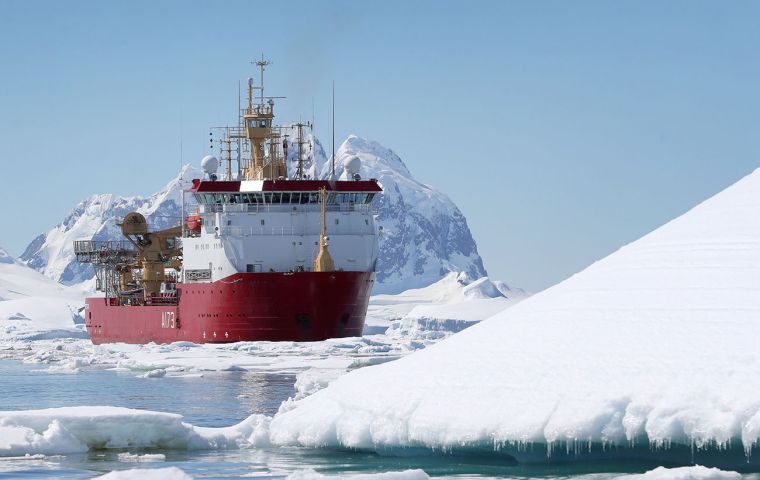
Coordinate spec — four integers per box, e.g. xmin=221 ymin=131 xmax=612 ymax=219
xmin=331 ymin=80 xmax=335 ymax=178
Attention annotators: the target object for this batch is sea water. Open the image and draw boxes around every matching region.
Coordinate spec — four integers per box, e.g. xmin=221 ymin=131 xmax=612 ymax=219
xmin=0 ymin=359 xmax=757 ymax=480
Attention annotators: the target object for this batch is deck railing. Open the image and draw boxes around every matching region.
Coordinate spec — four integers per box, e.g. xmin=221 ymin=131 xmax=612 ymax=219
xmin=198 ymin=203 xmax=373 ymax=214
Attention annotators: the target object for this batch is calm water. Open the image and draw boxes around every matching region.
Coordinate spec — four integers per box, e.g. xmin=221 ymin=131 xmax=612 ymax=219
xmin=0 ymin=359 xmax=756 ymax=480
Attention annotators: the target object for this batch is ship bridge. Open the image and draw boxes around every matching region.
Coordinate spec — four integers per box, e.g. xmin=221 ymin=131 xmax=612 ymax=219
xmin=182 ymin=177 xmax=381 ymax=282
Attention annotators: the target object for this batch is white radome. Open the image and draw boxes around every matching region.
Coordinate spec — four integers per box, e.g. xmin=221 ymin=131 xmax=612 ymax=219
xmin=343 ymin=155 xmax=362 ymax=175
xmin=201 ymin=155 xmax=219 ymax=175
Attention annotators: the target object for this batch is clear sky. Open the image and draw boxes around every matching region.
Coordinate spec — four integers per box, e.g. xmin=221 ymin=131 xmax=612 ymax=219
xmin=1 ymin=0 xmax=758 ymax=292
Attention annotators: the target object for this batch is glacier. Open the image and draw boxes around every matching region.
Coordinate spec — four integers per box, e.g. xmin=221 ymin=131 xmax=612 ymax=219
xmin=19 ymin=134 xmax=490 ymax=294
xmin=261 ymin=168 xmax=760 ymax=466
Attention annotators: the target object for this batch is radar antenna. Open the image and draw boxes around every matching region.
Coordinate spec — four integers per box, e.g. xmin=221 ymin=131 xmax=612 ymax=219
xmin=251 ymin=54 xmax=271 ymax=108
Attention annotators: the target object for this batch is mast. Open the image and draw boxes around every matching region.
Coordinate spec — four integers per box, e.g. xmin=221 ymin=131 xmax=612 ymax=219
xmin=294 ymin=121 xmax=311 ymax=180
xmin=241 ymin=56 xmax=285 ymax=180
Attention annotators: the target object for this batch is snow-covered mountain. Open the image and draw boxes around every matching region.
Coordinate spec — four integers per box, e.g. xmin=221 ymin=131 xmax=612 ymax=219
xmin=20 ymin=166 xmax=200 ymax=286
xmin=21 ymin=135 xmax=492 ymax=294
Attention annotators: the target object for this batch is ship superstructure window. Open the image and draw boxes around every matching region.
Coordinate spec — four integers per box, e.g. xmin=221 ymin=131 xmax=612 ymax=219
xmin=194 ymin=191 xmax=375 ymax=205
xmin=247 ymin=119 xmax=271 ymax=128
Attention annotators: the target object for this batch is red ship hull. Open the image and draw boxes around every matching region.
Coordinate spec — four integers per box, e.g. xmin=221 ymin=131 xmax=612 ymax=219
xmin=85 ymin=271 xmax=375 ymax=344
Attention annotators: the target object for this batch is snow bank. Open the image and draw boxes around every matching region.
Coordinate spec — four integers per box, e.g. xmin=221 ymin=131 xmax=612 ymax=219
xmin=268 ymin=168 xmax=760 ymax=463
xmin=95 ymin=466 xmax=192 ymax=480
xmin=368 ymin=272 xmax=527 ymax=340
xmin=0 ymin=250 xmax=87 ymax=342
xmin=288 ymin=469 xmax=429 ymax=480
xmin=0 ymin=406 xmax=269 ymax=457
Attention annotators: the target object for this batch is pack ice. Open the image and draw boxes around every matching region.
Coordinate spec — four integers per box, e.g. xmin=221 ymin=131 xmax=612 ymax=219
xmin=269 ymin=169 xmax=760 ymax=464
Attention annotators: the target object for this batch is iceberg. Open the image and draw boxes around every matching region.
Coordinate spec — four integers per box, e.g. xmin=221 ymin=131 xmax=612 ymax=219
xmin=267 ymin=168 xmax=760 ymax=467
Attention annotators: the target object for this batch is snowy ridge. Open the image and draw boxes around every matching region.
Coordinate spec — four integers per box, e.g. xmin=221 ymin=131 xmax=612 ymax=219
xmin=20 ymin=165 xmax=200 ymax=285
xmin=264 ymin=168 xmax=760 ymax=462
xmin=0 ymin=247 xmax=14 ymax=265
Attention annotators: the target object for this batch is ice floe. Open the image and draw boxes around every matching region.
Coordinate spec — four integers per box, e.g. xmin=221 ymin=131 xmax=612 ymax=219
xmin=617 ymin=466 xmax=742 ymax=480
xmin=94 ymin=466 xmax=192 ymax=479
xmin=0 ymin=406 xmax=269 ymax=457
xmin=287 ymin=469 xmax=429 ymax=480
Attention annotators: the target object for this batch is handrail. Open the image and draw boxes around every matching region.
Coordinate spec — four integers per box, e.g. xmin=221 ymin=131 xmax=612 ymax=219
xmin=199 ymin=203 xmax=373 ymax=214
xmin=219 ymin=224 xmax=375 ymax=237
xmin=73 ymin=240 xmax=137 ymax=254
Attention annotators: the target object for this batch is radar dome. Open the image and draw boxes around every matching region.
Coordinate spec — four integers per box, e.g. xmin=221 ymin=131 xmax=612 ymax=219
xmin=201 ymin=155 xmax=219 ymax=175
xmin=343 ymin=155 xmax=362 ymax=175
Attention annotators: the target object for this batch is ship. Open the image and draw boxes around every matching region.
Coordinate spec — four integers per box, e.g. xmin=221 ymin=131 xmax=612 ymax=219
xmin=74 ymin=59 xmax=381 ymax=344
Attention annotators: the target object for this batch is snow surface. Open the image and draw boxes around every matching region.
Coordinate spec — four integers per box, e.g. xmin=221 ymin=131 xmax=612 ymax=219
xmin=266 ymin=168 xmax=760 ymax=459
xmin=0 ymin=248 xmax=86 ymax=341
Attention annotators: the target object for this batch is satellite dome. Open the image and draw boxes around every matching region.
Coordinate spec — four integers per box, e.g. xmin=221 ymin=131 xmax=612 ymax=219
xmin=343 ymin=155 xmax=362 ymax=175
xmin=201 ymin=155 xmax=219 ymax=175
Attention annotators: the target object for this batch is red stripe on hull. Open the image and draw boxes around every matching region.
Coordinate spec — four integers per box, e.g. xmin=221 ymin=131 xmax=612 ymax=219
xmin=85 ymin=271 xmax=375 ymax=344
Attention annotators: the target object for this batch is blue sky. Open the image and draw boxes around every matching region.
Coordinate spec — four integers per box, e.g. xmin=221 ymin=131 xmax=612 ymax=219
xmin=1 ymin=0 xmax=759 ymax=292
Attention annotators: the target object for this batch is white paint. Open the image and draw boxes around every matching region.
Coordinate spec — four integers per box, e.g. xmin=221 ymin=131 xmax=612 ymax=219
xmin=239 ymin=180 xmax=264 ymax=192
